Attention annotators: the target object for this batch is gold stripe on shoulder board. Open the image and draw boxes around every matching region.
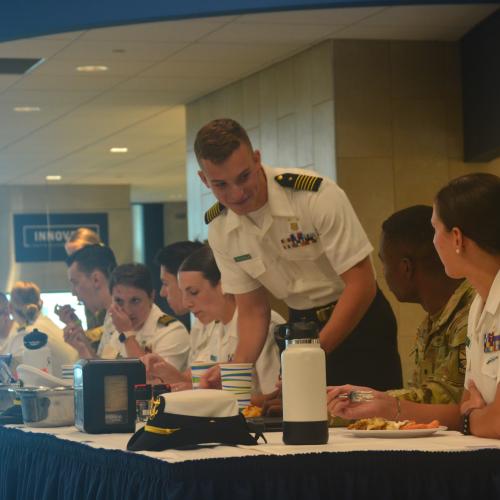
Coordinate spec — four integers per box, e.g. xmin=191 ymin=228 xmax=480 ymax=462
xmin=158 ymin=314 xmax=176 ymax=327
xmin=204 ymin=202 xmax=226 ymax=224
xmin=275 ymin=173 xmax=323 ymax=192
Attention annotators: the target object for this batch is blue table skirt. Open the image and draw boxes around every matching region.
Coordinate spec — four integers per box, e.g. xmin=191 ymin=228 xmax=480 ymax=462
xmin=1 ymin=427 xmax=500 ymax=500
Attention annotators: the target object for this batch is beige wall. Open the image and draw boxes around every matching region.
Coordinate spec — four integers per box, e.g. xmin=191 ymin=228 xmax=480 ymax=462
xmin=333 ymin=40 xmax=500 ymax=381
xmin=0 ymin=185 xmax=132 ymax=293
xmin=185 ymin=41 xmax=336 ymax=242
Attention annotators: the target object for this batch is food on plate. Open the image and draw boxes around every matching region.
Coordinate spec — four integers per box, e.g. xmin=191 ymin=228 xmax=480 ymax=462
xmin=348 ymin=417 xmax=440 ymax=431
xmin=400 ymin=420 xmax=440 ymax=430
xmin=242 ymin=405 xmax=263 ymax=418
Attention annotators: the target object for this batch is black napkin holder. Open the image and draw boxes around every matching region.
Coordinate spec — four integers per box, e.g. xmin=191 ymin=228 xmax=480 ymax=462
xmin=74 ymin=359 xmax=145 ymax=434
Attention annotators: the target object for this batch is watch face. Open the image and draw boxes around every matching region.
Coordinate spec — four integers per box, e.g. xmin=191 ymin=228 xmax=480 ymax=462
xmin=119 ymin=332 xmax=126 ymax=343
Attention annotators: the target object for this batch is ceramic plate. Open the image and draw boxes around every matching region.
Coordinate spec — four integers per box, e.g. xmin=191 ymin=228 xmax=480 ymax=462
xmin=349 ymin=426 xmax=447 ymax=438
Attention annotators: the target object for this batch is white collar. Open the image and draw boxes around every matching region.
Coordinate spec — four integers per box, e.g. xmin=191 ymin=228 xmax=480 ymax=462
xmin=223 ymin=164 xmax=296 ymax=233
xmin=475 ymin=269 xmax=500 ymax=332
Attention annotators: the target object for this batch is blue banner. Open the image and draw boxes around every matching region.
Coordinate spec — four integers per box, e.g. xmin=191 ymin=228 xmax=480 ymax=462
xmin=14 ymin=213 xmax=108 ymax=263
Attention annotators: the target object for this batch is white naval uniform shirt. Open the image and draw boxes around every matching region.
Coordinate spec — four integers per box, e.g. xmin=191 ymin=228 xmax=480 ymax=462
xmin=5 ymin=314 xmax=78 ymax=378
xmin=97 ymin=304 xmax=190 ymax=372
xmin=189 ymin=309 xmax=283 ymax=394
xmin=464 ymin=270 xmax=500 ymax=404
xmin=208 ymin=165 xmax=373 ymax=310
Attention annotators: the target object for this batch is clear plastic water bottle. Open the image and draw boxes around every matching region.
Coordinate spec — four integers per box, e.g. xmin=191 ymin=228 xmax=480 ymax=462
xmin=281 ymin=321 xmax=329 ymax=445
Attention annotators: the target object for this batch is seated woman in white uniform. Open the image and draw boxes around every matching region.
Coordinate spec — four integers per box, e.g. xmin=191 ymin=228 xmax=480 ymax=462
xmin=328 ymin=173 xmax=500 ymax=439
xmin=5 ymin=281 xmax=78 ymax=378
xmin=142 ymin=245 xmax=282 ymax=396
xmin=96 ymin=263 xmax=190 ymax=372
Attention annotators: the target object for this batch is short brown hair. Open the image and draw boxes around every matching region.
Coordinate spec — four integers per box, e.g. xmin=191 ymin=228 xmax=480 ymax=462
xmin=194 ymin=118 xmax=252 ymax=165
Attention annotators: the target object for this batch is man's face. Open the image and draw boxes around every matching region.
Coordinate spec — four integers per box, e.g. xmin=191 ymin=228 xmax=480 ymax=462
xmin=198 ymin=143 xmax=268 ymax=215
xmin=68 ymin=263 xmax=100 ymax=312
xmin=378 ymin=233 xmax=415 ymax=303
xmin=159 ymin=266 xmax=188 ymax=316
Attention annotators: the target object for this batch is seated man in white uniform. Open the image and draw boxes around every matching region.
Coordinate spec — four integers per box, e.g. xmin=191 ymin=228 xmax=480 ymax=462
xmin=63 ymin=246 xmax=190 ymax=371
xmin=142 ymin=246 xmax=282 ymax=396
xmin=155 ymin=240 xmax=205 ymax=324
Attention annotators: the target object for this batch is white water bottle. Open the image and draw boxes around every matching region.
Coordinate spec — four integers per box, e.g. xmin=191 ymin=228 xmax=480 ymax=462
xmin=23 ymin=329 xmax=53 ymax=374
xmin=281 ymin=321 xmax=328 ymax=445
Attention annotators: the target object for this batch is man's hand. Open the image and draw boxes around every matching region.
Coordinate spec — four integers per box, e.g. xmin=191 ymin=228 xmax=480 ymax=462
xmin=140 ymin=353 xmax=184 ymax=384
xmin=63 ymin=324 xmax=94 ymax=358
xmin=108 ymin=303 xmax=133 ymax=333
xmin=200 ymin=364 xmax=221 ymax=389
xmin=261 ymin=387 xmax=283 ymax=416
xmin=461 ymin=380 xmax=487 ymax=415
xmin=327 ymin=384 xmax=395 ymax=420
xmin=55 ymin=304 xmax=81 ymax=327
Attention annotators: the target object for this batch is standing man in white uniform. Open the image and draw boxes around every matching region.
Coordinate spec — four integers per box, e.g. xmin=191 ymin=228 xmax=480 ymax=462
xmin=195 ymin=118 xmax=402 ymax=389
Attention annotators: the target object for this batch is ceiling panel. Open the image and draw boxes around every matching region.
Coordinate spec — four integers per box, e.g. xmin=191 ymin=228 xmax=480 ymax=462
xmin=360 ymin=4 xmax=499 ymax=27
xmin=138 ymin=59 xmax=254 ymax=79
xmin=52 ymin=40 xmax=188 ymax=62
xmin=12 ymin=73 xmax=124 ymax=91
xmin=236 ymin=7 xmax=386 ymax=25
xmin=168 ymin=42 xmax=304 ymax=63
xmin=0 ymin=38 xmax=72 ymax=58
xmin=79 ymin=18 xmax=236 ymax=43
xmin=200 ymin=22 xmax=339 ymax=44
xmin=31 ymin=58 xmax=154 ymax=77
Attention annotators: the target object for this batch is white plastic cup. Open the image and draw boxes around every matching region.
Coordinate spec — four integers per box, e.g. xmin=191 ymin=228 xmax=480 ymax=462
xmin=220 ymin=363 xmax=253 ymax=409
xmin=190 ymin=361 xmax=217 ymax=389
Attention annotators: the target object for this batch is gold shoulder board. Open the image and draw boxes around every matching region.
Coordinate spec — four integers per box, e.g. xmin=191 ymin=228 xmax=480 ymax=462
xmin=204 ymin=202 xmax=226 ymax=224
xmin=274 ymin=173 xmax=323 ymax=192
xmin=85 ymin=326 xmax=104 ymax=343
xmin=158 ymin=314 xmax=177 ymax=327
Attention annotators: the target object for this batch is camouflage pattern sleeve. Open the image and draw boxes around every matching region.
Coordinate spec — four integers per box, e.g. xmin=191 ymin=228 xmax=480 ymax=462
xmin=388 ymin=284 xmax=474 ymax=404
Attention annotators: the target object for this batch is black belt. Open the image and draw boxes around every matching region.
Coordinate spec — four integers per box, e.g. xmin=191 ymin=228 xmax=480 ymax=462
xmin=288 ymin=302 xmax=336 ymax=324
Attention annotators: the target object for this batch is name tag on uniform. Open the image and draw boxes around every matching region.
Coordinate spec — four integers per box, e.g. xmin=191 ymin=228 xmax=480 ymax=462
xmin=234 ymin=254 xmax=252 ymax=262
xmin=483 ymin=332 xmax=500 ymax=353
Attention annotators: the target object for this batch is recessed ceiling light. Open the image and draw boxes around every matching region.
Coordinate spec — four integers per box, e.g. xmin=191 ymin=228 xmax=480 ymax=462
xmin=14 ymin=106 xmax=41 ymax=112
xmin=110 ymin=147 xmax=128 ymax=153
xmin=76 ymin=65 xmax=109 ymax=72
xmin=46 ymin=175 xmax=62 ymax=181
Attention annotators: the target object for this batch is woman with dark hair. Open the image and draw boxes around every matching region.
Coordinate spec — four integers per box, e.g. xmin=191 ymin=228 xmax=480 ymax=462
xmin=328 ymin=173 xmax=500 ymax=438
xmin=98 ymin=263 xmax=190 ymax=371
xmin=143 ymin=246 xmax=282 ymax=396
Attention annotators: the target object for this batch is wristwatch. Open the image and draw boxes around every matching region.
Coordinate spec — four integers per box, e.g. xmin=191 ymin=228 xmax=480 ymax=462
xmin=461 ymin=408 xmax=475 ymax=435
xmin=118 ymin=331 xmax=136 ymax=343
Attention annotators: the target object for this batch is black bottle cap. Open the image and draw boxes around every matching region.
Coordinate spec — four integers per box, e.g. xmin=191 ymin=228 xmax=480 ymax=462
xmin=286 ymin=321 xmax=319 ymax=341
xmin=23 ymin=329 xmax=49 ymax=350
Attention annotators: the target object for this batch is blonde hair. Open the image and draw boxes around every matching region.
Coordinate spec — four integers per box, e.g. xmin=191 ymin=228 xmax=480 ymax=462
xmin=10 ymin=281 xmax=42 ymax=326
xmin=68 ymin=227 xmax=101 ymax=246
